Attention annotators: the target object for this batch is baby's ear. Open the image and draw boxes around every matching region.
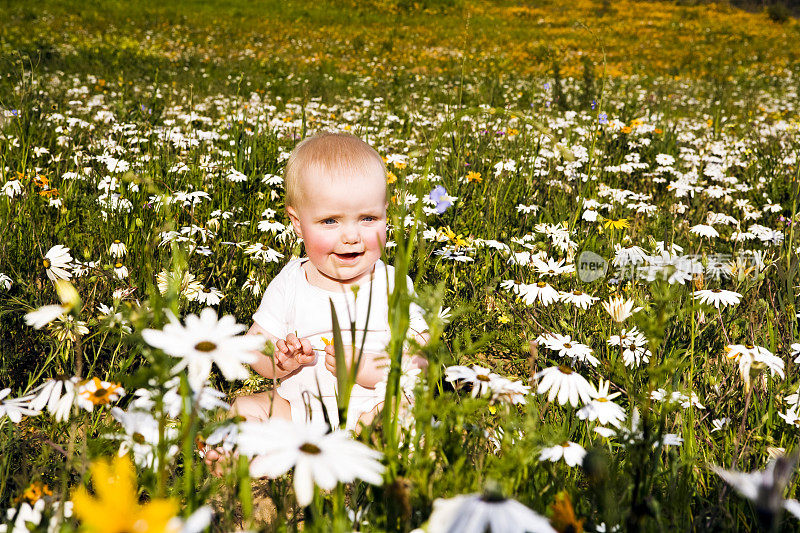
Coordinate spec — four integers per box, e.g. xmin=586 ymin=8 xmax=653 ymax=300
xmin=286 ymin=205 xmax=303 ymax=239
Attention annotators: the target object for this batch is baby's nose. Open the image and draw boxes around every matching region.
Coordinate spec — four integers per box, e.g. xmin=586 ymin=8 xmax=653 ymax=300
xmin=342 ymin=225 xmax=361 ymax=244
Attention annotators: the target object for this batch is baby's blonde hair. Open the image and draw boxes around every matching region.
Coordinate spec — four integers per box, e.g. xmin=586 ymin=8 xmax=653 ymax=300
xmin=284 ymin=131 xmax=386 ymax=208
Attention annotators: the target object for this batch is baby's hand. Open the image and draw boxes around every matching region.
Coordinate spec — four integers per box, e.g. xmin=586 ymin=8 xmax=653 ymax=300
xmin=274 ymin=333 xmax=316 ymax=373
xmin=324 ymin=343 xmax=387 ymax=388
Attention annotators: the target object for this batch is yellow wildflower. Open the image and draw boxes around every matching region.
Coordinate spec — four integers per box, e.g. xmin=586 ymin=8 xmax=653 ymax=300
xmin=466 ymin=171 xmax=482 ymax=183
xmin=386 ymin=171 xmax=397 ymax=184
xmin=72 ymin=455 xmax=178 ymax=533
xmin=602 ymin=217 xmax=629 ymax=230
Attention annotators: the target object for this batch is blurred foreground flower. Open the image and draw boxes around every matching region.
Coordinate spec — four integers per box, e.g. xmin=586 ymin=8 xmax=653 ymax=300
xmin=0 ymin=388 xmax=40 ymax=423
xmin=141 ymin=308 xmax=262 ymax=390
xmin=72 ymin=455 xmax=178 ymax=533
xmin=712 ymin=454 xmax=800 ymax=528
xmin=420 ymin=491 xmax=555 ymax=533
xmin=238 ymin=419 xmax=384 ymax=506
xmin=539 ymin=442 xmax=587 ymax=467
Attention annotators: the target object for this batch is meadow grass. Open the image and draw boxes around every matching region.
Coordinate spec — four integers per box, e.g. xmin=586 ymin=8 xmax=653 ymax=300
xmin=2 ymin=1 xmax=800 ymax=531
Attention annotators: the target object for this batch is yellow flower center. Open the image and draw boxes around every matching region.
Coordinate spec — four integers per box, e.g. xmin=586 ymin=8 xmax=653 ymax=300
xmin=745 ymin=344 xmax=754 ymax=349
xmin=300 ymin=443 xmax=322 ymax=455
xmin=476 ymin=374 xmax=491 ymax=382
xmin=563 ymin=343 xmax=572 ymax=349
xmin=114 ymin=240 xmax=121 ymax=244
xmin=712 ymin=289 xmax=721 ymax=293
xmin=195 ymin=341 xmax=217 ymax=352
xmin=558 ymin=365 xmax=573 ymax=375
xmin=537 ymin=281 xmax=547 ymax=288
xmin=115 ymin=263 xmax=123 ymax=269
xmin=596 ymin=397 xmax=609 ymax=403
xmin=43 ymin=259 xmax=51 ymax=268
xmin=572 ymin=290 xmax=582 ymax=296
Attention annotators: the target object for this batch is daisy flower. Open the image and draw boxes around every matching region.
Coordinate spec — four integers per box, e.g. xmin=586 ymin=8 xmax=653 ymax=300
xmin=559 ymin=289 xmax=599 ymax=310
xmin=791 ymin=342 xmax=800 ymax=364
xmin=536 ymin=333 xmax=599 ymax=367
xmin=237 ymin=419 xmax=385 ymax=506
xmin=602 ymin=295 xmax=638 ymax=322
xmin=693 ymin=289 xmax=741 ymax=309
xmin=109 ymin=240 xmax=127 ymax=258
xmin=712 ymin=455 xmax=800 ymax=521
xmin=577 ymin=380 xmax=626 ymax=428
xmin=725 ymin=344 xmax=785 ymax=388
xmin=141 ymin=308 xmax=262 ymax=390
xmin=690 ymin=224 xmax=720 ymax=238
xmin=445 ymin=365 xmax=500 ymax=398
xmin=539 ymin=441 xmax=587 ymax=467
xmin=779 ymin=409 xmax=800 ymax=429
xmin=425 ymin=492 xmax=555 ymax=533
xmin=76 ymin=377 xmax=125 ymax=411
xmin=108 ymin=407 xmax=179 ymax=469
xmin=43 ymin=244 xmax=73 ymax=281
xmin=0 ymin=273 xmax=11 ymax=290
xmin=516 ymin=281 xmax=560 ymax=306
xmin=533 ymin=366 xmax=594 ymax=407
xmin=0 ymin=388 xmax=40 ymax=423
xmin=195 ymin=287 xmax=224 ymax=306
xmin=113 ymin=262 xmax=128 ymax=280
xmin=29 ymin=376 xmax=79 ymax=423
xmin=24 ymin=304 xmax=68 ymax=329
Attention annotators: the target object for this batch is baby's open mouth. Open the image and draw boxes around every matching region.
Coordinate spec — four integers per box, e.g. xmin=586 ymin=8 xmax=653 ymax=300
xmin=335 ymin=252 xmax=363 ymax=260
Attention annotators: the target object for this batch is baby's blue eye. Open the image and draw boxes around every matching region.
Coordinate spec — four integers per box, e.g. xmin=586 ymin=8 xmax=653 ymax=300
xmin=362 ymin=216 xmax=376 ymax=222
xmin=322 ymin=218 xmax=337 ymax=225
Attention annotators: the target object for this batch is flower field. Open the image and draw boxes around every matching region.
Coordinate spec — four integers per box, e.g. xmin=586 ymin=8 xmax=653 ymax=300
xmin=3 ymin=0 xmax=800 ymax=531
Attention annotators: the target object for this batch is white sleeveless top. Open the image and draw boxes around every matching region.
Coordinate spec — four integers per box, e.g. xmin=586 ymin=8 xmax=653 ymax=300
xmin=252 ymin=258 xmax=427 ymax=428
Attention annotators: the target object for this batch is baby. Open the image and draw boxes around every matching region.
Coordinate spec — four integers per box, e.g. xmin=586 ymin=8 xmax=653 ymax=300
xmin=229 ymin=131 xmax=428 ymax=432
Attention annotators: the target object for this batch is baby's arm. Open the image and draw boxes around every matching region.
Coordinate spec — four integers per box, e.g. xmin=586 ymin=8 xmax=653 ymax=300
xmin=247 ymin=322 xmax=316 ymax=380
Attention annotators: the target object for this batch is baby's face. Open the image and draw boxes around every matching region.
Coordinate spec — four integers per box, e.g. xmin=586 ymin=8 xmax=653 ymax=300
xmin=287 ymin=167 xmax=387 ymax=290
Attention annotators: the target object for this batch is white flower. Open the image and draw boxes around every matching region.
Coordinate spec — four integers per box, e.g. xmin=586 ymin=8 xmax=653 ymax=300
xmin=29 ymin=377 xmax=79 ymax=423
xmin=710 ymin=418 xmax=730 ymax=433
xmin=43 ymin=245 xmax=73 ymax=281
xmin=690 ymin=224 xmax=720 ymax=238
xmin=196 ymin=287 xmax=224 ymax=306
xmin=533 ymin=366 xmax=594 ymax=407
xmin=141 ymin=308 xmax=262 ymax=390
xmin=559 ymin=289 xmax=599 ymax=310
xmin=601 ymin=295 xmax=638 ymax=322
xmin=24 ymin=305 xmax=68 ymax=329
xmin=791 ymin=342 xmax=800 ymax=364
xmin=693 ymin=289 xmax=741 ymax=309
xmin=779 ymin=408 xmax=800 ymax=428
xmin=113 ymin=262 xmax=129 ymax=280
xmin=0 ymin=273 xmax=11 ymax=290
xmin=238 ymin=419 xmax=385 ymax=506
xmin=536 ymin=332 xmax=599 ymax=367
xmin=108 ymin=407 xmax=178 ymax=469
xmin=445 ymin=365 xmax=500 ymax=398
xmin=425 ymin=492 xmax=555 ymax=533
xmin=109 ymin=240 xmax=127 ymax=258
xmin=130 ymin=377 xmax=229 ymax=418
xmin=156 ymin=270 xmax=204 ymax=301
xmin=725 ymin=343 xmax=785 ymax=388
xmin=2 ymin=179 xmax=23 ymax=198
xmin=488 ymin=377 xmax=530 ymax=405
xmin=0 ymin=388 xmax=40 ymax=423
xmin=539 ymin=441 xmax=587 ymax=467
xmin=3 ymin=499 xmax=44 ymax=533
xmin=257 ymin=219 xmax=286 ymax=233
xmin=516 ymin=281 xmax=559 ymax=306
xmin=712 ymin=454 xmax=800 ymax=520
xmin=577 ymin=380 xmax=625 ymax=428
